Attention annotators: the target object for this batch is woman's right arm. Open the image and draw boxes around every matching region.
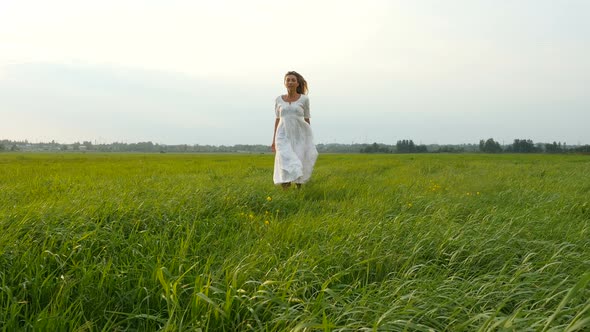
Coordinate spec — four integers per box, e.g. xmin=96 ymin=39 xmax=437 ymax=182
xmin=271 ymin=118 xmax=279 ymax=152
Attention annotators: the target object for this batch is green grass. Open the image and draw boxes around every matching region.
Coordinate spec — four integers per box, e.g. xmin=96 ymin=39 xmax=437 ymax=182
xmin=0 ymin=153 xmax=589 ymax=331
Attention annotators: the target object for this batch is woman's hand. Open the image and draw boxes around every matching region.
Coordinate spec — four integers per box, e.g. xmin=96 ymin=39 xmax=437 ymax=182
xmin=271 ymin=142 xmax=276 ymax=152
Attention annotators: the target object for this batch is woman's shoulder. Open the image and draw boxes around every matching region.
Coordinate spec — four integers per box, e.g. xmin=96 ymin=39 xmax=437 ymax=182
xmin=300 ymin=94 xmax=309 ymax=105
xmin=299 ymin=94 xmax=309 ymax=102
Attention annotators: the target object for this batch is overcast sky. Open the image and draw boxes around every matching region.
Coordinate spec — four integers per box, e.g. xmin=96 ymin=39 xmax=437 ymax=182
xmin=1 ymin=0 xmax=589 ymax=145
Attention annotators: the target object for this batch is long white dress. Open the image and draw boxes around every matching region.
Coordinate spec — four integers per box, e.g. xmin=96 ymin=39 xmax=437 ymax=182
xmin=273 ymin=94 xmax=318 ymax=184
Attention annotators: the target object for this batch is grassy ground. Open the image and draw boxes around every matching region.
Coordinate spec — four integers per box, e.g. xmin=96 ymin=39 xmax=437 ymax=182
xmin=0 ymin=153 xmax=589 ymax=331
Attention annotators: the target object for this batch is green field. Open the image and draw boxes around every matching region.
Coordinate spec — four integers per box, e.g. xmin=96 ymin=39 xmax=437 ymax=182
xmin=1 ymin=153 xmax=589 ymax=331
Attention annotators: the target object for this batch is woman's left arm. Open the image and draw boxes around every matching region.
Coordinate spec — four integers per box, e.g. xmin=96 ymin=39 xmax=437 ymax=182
xmin=304 ymin=97 xmax=311 ymax=125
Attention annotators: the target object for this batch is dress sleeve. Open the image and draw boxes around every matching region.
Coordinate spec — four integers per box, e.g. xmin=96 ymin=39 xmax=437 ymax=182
xmin=303 ymin=96 xmax=310 ymax=118
xmin=275 ymin=98 xmax=280 ymax=118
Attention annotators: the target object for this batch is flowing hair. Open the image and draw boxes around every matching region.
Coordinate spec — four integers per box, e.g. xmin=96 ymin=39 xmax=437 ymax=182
xmin=285 ymin=71 xmax=308 ymax=95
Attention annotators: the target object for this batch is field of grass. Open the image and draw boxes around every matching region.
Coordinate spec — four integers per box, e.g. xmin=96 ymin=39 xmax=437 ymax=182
xmin=0 ymin=153 xmax=589 ymax=331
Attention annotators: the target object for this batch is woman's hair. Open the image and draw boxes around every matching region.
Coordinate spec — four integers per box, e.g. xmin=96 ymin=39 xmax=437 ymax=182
xmin=285 ymin=71 xmax=308 ymax=95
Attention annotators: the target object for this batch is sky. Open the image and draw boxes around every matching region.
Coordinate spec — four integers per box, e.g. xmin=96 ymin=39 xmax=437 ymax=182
xmin=1 ymin=0 xmax=589 ymax=146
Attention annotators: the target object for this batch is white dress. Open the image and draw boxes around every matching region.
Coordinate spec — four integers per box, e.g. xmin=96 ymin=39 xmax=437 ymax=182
xmin=273 ymin=94 xmax=318 ymax=184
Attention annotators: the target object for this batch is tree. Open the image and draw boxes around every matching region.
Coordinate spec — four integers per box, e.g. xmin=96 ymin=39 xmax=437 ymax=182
xmin=0 ymin=144 xmax=5 ymax=152
xmin=436 ymin=145 xmax=464 ymax=153
xmin=361 ymin=142 xmax=390 ymax=153
xmin=415 ymin=145 xmax=428 ymax=153
xmin=508 ymin=139 xmax=537 ymax=153
xmin=571 ymin=145 xmax=590 ymax=153
xmin=479 ymin=138 xmax=502 ymax=153
xmin=396 ymin=139 xmax=418 ymax=153
xmin=545 ymin=141 xmax=563 ymax=153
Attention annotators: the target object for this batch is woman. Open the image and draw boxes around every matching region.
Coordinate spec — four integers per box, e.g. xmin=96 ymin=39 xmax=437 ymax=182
xmin=271 ymin=71 xmax=318 ymax=189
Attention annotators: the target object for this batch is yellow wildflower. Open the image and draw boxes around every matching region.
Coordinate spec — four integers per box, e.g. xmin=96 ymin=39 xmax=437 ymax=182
xmin=266 ymin=196 xmax=272 ymax=202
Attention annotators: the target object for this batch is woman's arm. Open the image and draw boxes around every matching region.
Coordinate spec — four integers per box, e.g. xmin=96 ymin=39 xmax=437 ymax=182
xmin=271 ymin=118 xmax=279 ymax=152
xmin=303 ymin=96 xmax=311 ymax=125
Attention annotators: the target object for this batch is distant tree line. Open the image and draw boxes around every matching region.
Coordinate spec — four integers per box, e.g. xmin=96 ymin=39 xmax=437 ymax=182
xmin=0 ymin=141 xmax=21 ymax=152
xmin=355 ymin=138 xmax=590 ymax=154
xmin=360 ymin=140 xmax=460 ymax=154
xmin=477 ymin=138 xmax=590 ymax=154
xmin=1 ymin=138 xmax=589 ymax=154
xmin=0 ymin=139 xmax=271 ymax=153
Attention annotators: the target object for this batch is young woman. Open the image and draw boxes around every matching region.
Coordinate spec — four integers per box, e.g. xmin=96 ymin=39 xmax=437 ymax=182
xmin=271 ymin=71 xmax=318 ymax=189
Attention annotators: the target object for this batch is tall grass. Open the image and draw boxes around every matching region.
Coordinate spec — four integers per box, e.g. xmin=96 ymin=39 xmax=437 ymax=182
xmin=0 ymin=153 xmax=589 ymax=331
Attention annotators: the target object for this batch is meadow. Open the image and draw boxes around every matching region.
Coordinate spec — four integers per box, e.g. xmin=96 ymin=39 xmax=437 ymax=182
xmin=0 ymin=153 xmax=589 ymax=331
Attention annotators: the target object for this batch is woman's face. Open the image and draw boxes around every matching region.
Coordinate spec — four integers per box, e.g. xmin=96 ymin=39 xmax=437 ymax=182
xmin=284 ymin=75 xmax=299 ymax=90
